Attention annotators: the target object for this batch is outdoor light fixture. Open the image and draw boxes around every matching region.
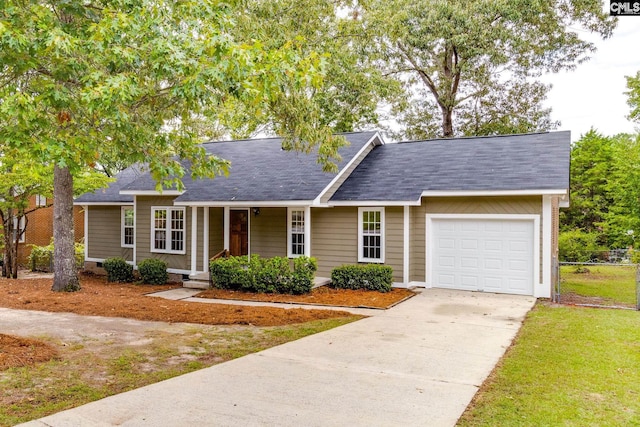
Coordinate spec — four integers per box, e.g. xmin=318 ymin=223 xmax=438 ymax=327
xmin=252 ymin=207 xmax=260 ymax=216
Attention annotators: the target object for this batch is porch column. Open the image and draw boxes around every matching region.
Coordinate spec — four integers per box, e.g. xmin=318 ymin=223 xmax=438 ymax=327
xmin=403 ymin=205 xmax=410 ymax=286
xmin=190 ymin=207 xmax=198 ymax=275
xmin=304 ymin=206 xmax=311 ymax=256
xmin=223 ymin=206 xmax=230 ymax=250
xmin=203 ymin=206 xmax=209 ymax=271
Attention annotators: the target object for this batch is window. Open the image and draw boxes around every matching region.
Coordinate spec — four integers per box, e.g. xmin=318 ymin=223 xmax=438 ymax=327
xmin=358 ymin=207 xmax=384 ymax=263
xmin=151 ymin=207 xmax=185 ymax=254
xmin=35 ymin=195 xmax=46 ymax=207
xmin=121 ymin=206 xmax=134 ymax=248
xmin=288 ymin=208 xmax=306 ymax=257
xmin=12 ymin=216 xmax=25 ymax=243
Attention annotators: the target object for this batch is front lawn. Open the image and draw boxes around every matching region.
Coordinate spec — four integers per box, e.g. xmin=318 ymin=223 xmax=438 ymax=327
xmin=458 ymin=303 xmax=640 ymax=425
xmin=560 ymin=264 xmax=637 ymax=307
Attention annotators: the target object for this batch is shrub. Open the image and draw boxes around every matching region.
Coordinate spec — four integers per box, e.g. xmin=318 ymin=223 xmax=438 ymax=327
xmin=331 ymin=264 xmax=393 ymax=292
xmin=209 ymin=255 xmax=317 ymax=294
xmin=253 ymin=256 xmax=290 ymax=293
xmin=28 ymin=241 xmax=84 ymax=272
xmin=559 ymin=230 xmax=602 ymax=262
xmin=103 ymin=257 xmax=134 ymax=283
xmin=210 ymin=255 xmax=253 ymax=290
xmin=287 ymin=256 xmax=318 ymax=295
xmin=138 ymin=258 xmax=169 ymax=285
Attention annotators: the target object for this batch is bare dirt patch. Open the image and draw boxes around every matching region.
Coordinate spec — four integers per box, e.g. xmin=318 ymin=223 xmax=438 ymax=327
xmin=558 ymin=292 xmax=635 ymax=309
xmin=0 ymin=334 xmax=59 ymax=371
xmin=197 ymin=286 xmax=416 ymax=309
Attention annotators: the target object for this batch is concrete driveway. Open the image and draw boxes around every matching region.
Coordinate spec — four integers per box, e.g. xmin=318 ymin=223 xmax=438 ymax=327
xmin=21 ymin=288 xmax=535 ymax=427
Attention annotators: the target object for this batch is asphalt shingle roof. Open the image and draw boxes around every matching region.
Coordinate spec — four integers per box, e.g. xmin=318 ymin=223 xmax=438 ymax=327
xmin=330 ymin=131 xmax=570 ymax=202
xmin=78 ymin=132 xmax=379 ymax=203
xmin=75 ymin=165 xmax=144 ymax=204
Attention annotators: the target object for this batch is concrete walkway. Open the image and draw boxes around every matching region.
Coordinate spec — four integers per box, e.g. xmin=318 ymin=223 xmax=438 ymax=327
xmin=147 ymin=288 xmax=384 ymax=316
xmin=21 ymin=289 xmax=535 ymax=427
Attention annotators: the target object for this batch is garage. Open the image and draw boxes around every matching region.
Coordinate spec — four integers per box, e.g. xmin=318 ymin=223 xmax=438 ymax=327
xmin=427 ymin=215 xmax=539 ymax=296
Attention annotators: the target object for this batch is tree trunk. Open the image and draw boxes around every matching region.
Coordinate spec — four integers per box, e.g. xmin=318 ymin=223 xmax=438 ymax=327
xmin=441 ymin=105 xmax=454 ymax=138
xmin=51 ymin=165 xmax=80 ymax=292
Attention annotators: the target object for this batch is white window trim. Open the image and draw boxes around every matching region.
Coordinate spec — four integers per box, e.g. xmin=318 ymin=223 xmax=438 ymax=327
xmin=121 ymin=206 xmax=135 ymax=248
xmin=287 ymin=207 xmax=308 ymax=258
xmin=150 ymin=206 xmax=186 ymax=255
xmin=358 ymin=207 xmax=385 ymax=263
xmin=35 ymin=195 xmax=47 ymax=207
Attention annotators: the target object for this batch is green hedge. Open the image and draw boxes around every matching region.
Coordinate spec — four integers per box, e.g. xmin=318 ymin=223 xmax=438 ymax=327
xmin=138 ymin=258 xmax=169 ymax=285
xmin=209 ymin=255 xmax=317 ymax=294
xmin=330 ymin=264 xmax=393 ymax=292
xmin=28 ymin=241 xmax=84 ymax=272
xmin=103 ymin=257 xmax=134 ymax=283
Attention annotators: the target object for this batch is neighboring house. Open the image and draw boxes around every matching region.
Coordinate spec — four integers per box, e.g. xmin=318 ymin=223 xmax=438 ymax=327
xmin=12 ymin=195 xmax=85 ymax=264
xmin=75 ymin=131 xmax=570 ymax=298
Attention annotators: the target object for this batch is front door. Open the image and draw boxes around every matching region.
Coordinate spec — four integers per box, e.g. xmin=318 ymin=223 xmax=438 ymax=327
xmin=229 ymin=210 xmax=249 ymax=256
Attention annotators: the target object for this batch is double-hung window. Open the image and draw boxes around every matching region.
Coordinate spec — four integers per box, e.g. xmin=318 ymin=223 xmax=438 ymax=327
xmin=35 ymin=195 xmax=46 ymax=207
xmin=152 ymin=207 xmax=185 ymax=254
xmin=121 ymin=206 xmax=134 ymax=248
xmin=288 ymin=208 xmax=306 ymax=257
xmin=358 ymin=207 xmax=384 ymax=263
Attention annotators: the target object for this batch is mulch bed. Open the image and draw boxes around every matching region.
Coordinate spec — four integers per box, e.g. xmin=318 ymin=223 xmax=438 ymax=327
xmin=196 ymin=286 xmax=416 ymax=309
xmin=0 ymin=334 xmax=59 ymax=371
xmin=0 ymin=274 xmax=356 ymax=327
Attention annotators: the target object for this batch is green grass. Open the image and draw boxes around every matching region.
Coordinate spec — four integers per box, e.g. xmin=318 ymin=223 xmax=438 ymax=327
xmin=0 ymin=316 xmax=360 ymax=426
xmin=560 ymin=265 xmax=637 ymax=306
xmin=458 ymin=303 xmax=640 ymax=426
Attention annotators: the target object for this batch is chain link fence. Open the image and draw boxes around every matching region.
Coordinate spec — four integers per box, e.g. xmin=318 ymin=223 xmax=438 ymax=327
xmin=556 ymin=260 xmax=639 ymax=310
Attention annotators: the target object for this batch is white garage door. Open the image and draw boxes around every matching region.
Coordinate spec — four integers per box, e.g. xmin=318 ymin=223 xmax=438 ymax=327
xmin=429 ymin=217 xmax=535 ymax=295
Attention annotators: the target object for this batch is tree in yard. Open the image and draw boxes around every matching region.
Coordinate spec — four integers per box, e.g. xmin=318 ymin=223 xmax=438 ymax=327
xmin=356 ymin=0 xmax=615 ymax=138
xmin=0 ymin=1 xmax=342 ymax=291
xmin=627 ymin=71 xmax=640 ymax=125
xmin=0 ymin=152 xmax=109 ymax=279
xmin=231 ymin=0 xmax=400 ymax=135
xmin=559 ymin=130 xmax=615 ymax=238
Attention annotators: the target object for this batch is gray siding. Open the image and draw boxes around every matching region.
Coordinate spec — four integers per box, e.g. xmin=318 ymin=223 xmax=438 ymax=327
xmin=311 ymin=207 xmax=358 ymax=278
xmin=410 ymin=204 xmax=426 ymax=282
xmin=250 ymin=207 xmax=287 ymax=258
xmin=385 ymin=207 xmax=404 ymax=282
xmin=136 ymin=196 xmax=189 ymax=271
xmin=311 ymin=206 xmax=404 ymax=282
xmin=208 ymin=207 xmax=225 ymax=259
xmin=87 ymin=206 xmax=133 ymax=261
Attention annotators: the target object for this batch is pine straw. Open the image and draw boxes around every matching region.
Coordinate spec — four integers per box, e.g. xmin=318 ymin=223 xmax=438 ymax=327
xmin=0 ymin=274 xmax=356 ymax=327
xmin=0 ymin=334 xmax=59 ymax=371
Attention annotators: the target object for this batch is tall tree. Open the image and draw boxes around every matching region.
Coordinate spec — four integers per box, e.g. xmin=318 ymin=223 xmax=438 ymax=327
xmin=229 ymin=0 xmax=400 ymax=135
xmin=357 ymin=0 xmax=615 ymax=138
xmin=0 ymin=152 xmax=109 ymax=278
xmin=627 ymin=71 xmax=640 ymax=125
xmin=603 ymin=133 xmax=640 ymax=248
xmin=559 ymin=130 xmax=614 ymax=238
xmin=0 ymin=1 xmax=341 ymax=291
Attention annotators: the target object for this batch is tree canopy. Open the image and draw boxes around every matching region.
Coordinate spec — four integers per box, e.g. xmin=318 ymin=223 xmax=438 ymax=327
xmin=0 ymin=0 xmax=343 ymax=290
xmin=356 ymin=0 xmax=615 ymax=138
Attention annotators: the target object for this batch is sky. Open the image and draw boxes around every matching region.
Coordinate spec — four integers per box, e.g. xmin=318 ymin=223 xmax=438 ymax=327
xmin=542 ymin=17 xmax=640 ymax=141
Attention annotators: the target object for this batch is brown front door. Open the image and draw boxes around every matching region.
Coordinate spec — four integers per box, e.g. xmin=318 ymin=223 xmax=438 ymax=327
xmin=229 ymin=210 xmax=249 ymax=256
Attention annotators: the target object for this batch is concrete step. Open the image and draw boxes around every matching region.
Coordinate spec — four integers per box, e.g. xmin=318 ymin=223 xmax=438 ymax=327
xmin=182 ymin=279 xmax=210 ymax=290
